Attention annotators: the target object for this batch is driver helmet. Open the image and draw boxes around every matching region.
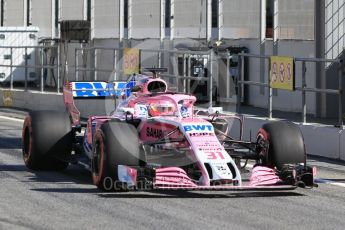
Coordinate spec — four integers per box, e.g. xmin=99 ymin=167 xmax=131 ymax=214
xmin=148 ymin=101 xmax=176 ymax=116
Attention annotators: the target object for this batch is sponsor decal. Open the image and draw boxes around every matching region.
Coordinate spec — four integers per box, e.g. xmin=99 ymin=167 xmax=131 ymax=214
xmin=158 ymin=176 xmax=192 ymax=184
xmin=72 ymin=81 xmax=135 ymax=97
xmin=135 ymin=104 xmax=148 ymax=117
xmin=180 ymin=105 xmax=190 ymax=118
xmin=124 ymin=48 xmax=140 ymax=75
xmin=183 ymin=124 xmax=213 ymax=132
xmin=146 ymin=127 xmax=164 ymax=139
xmin=198 ymin=147 xmax=223 ymax=151
xmin=205 ymin=151 xmax=225 ymax=160
xmin=194 ymin=141 xmax=223 ymax=151
xmin=189 ymin=132 xmax=214 ymax=137
xmin=2 ymin=90 xmax=13 ymax=107
xmin=270 ymin=56 xmax=295 ymax=91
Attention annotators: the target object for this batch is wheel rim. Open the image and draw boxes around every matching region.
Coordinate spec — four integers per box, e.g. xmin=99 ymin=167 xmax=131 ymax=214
xmin=256 ymin=129 xmax=271 ymax=166
xmin=22 ymin=117 xmax=33 ymax=164
xmin=92 ymin=133 xmax=105 ymax=186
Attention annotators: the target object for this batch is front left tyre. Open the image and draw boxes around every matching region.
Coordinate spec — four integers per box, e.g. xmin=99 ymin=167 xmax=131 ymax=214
xmin=91 ymin=121 xmax=140 ymax=191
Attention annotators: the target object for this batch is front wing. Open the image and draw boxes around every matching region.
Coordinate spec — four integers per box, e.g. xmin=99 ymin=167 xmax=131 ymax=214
xmin=118 ymin=165 xmax=299 ymax=191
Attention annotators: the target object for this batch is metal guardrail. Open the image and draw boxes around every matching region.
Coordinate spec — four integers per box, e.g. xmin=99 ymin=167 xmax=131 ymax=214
xmin=0 ymin=45 xmax=61 ymax=93
xmin=0 ymin=45 xmax=215 ymax=106
xmin=237 ymin=53 xmax=344 ymax=128
xmin=75 ymin=47 xmax=214 ymax=107
xmin=2 ymin=44 xmax=342 ymax=128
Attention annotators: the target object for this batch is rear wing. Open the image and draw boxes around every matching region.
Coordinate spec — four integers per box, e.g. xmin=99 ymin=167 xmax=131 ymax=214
xmin=63 ymin=81 xmax=136 ymax=125
xmin=69 ymin=81 xmax=133 ymax=98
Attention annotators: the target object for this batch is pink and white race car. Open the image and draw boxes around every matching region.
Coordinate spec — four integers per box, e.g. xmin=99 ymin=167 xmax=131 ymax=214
xmin=22 ymin=68 xmax=316 ymax=191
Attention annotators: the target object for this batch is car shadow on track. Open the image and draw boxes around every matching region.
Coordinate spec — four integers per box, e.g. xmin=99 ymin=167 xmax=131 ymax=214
xmin=97 ymin=190 xmax=305 ymax=199
xmin=0 ymin=137 xmax=22 ymax=149
xmin=0 ymin=164 xmax=27 ymax=172
xmin=31 ymin=187 xmax=99 ymax=193
xmin=26 ymin=166 xmax=93 ymax=185
xmin=0 ymin=164 xmax=306 ymax=198
xmin=27 ymin=187 xmax=304 ymax=198
xmin=0 ymin=163 xmax=93 ymax=186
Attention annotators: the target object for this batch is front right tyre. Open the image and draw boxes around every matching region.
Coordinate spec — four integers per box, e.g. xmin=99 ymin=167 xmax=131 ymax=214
xmin=256 ymin=121 xmax=306 ymax=169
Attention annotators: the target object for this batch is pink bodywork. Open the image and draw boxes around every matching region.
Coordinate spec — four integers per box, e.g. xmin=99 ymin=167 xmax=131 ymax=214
xmin=64 ymin=76 xmax=295 ymax=190
xmin=249 ymin=166 xmax=281 ymax=186
xmin=63 ymin=82 xmax=81 ymax=125
xmin=155 ymin=167 xmax=197 ymax=187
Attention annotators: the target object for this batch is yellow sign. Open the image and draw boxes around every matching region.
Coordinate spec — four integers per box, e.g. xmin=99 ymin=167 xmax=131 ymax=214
xmin=270 ymin=56 xmax=295 ymax=91
xmin=2 ymin=90 xmax=14 ymax=107
xmin=124 ymin=48 xmax=140 ymax=75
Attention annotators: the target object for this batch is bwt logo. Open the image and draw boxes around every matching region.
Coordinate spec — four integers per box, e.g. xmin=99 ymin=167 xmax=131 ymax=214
xmin=72 ymin=82 xmax=136 ymax=97
xmin=183 ymin=125 xmax=213 ymax=132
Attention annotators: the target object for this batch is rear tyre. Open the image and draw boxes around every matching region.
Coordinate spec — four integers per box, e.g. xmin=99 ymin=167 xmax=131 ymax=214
xmin=92 ymin=122 xmax=139 ymax=191
xmin=256 ymin=121 xmax=306 ymax=169
xmin=22 ymin=111 xmax=72 ymax=170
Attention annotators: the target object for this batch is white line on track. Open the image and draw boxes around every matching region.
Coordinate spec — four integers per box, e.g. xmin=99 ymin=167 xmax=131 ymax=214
xmin=0 ymin=115 xmax=24 ymax=123
xmin=315 ymin=179 xmax=345 ymax=188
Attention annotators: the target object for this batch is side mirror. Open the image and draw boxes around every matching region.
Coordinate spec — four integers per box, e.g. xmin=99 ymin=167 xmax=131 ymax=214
xmin=120 ymin=107 xmax=135 ymax=114
xmin=208 ymin=107 xmax=223 ymax=114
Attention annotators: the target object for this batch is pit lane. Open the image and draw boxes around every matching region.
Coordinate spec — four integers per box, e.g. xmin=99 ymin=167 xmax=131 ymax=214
xmin=1 ymin=113 xmax=345 ymax=229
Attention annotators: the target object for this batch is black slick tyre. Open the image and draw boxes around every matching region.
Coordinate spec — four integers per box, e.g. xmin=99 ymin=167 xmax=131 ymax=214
xmin=256 ymin=121 xmax=306 ymax=169
xmin=92 ymin=121 xmax=139 ymax=191
xmin=22 ymin=111 xmax=72 ymax=170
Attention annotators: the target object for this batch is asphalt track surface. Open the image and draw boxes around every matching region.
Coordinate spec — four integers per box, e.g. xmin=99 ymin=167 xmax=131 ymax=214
xmin=1 ymin=111 xmax=345 ymax=230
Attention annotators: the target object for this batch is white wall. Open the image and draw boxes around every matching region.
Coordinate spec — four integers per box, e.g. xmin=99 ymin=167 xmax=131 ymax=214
xmin=92 ymin=0 xmax=119 ymax=39
xmin=31 ymin=0 xmax=53 ymax=38
xmin=223 ymin=0 xmax=260 ymax=39
xmin=278 ymin=0 xmax=314 ymax=40
xmin=174 ymin=0 xmax=207 ymax=38
xmin=131 ymin=0 xmax=160 ymax=39
xmin=4 ymin=0 xmax=25 ymax=26
xmin=59 ymin=0 xmax=85 ymax=20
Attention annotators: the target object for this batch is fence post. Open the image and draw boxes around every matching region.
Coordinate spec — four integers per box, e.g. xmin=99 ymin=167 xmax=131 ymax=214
xmin=75 ymin=48 xmax=78 ymax=81
xmin=268 ymin=56 xmax=272 ymax=119
xmin=236 ymin=53 xmax=243 ymax=113
xmin=339 ymin=59 xmax=343 ymax=129
xmin=57 ymin=44 xmax=60 ymax=93
xmin=209 ymin=50 xmax=214 ymax=108
xmin=113 ymin=49 xmax=117 ymax=81
xmin=226 ymin=51 xmax=230 ymax=99
xmin=94 ymin=48 xmax=98 ymax=81
xmin=187 ymin=55 xmax=191 ymax=94
xmin=24 ymin=47 xmax=28 ymax=91
xmin=10 ymin=48 xmax=13 ymax=90
xmin=40 ymin=47 xmax=44 ymax=92
xmin=183 ymin=53 xmax=186 ymax=93
xmin=302 ymin=61 xmax=307 ymax=123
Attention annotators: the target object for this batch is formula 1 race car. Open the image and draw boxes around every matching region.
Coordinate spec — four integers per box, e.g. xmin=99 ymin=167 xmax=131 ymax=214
xmin=22 ymin=68 xmax=316 ymax=191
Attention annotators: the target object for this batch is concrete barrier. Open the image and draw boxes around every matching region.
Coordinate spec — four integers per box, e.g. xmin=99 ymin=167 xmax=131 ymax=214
xmin=0 ymin=89 xmax=116 ymax=117
xmin=1 ymin=89 xmax=65 ymax=111
xmin=1 ymin=88 xmax=344 ymax=161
